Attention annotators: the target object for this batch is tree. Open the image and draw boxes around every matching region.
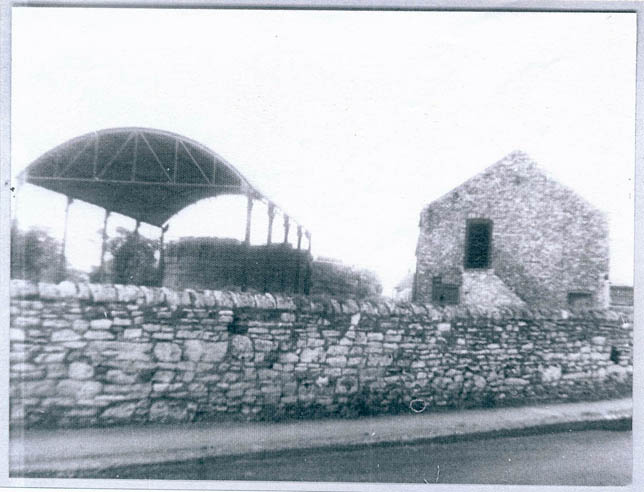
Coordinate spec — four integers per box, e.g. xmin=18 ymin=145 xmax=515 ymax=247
xmin=10 ymin=222 xmax=63 ymax=282
xmin=90 ymin=227 xmax=160 ymax=286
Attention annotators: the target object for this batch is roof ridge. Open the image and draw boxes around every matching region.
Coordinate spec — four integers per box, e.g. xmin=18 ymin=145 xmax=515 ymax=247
xmin=422 ymin=150 xmax=537 ymax=210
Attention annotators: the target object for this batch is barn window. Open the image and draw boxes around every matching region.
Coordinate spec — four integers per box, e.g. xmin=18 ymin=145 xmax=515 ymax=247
xmin=432 ymin=276 xmax=460 ymax=305
xmin=567 ymin=292 xmax=593 ymax=309
xmin=464 ymin=219 xmax=492 ymax=269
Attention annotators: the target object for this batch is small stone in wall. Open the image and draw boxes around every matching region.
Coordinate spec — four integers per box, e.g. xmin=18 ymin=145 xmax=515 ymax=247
xmin=606 ymin=365 xmax=628 ymax=381
xmin=539 ymin=365 xmax=562 ymax=382
xmin=437 ymin=323 xmax=451 ymax=333
xmin=57 ymin=379 xmax=102 ymax=399
xmin=473 ymin=375 xmax=487 ymax=389
xmin=202 ymin=342 xmax=228 ymax=362
xmin=68 ymin=361 xmax=94 ymax=380
xmin=280 ymin=312 xmax=296 ymax=323
xmin=326 ymin=356 xmax=347 ymax=367
xmin=152 ymin=370 xmax=175 ymax=383
xmin=51 ymin=329 xmax=82 ymax=343
xmin=43 ymin=320 xmax=72 ymax=329
xmin=89 ymin=319 xmax=113 ymax=330
xmin=100 ymin=401 xmax=138 ymax=420
xmin=33 ymin=352 xmax=66 ymax=364
xmin=231 ymin=335 xmax=252 ymax=357
xmin=153 ymin=342 xmax=182 ymax=362
xmin=300 ymin=347 xmax=323 ymax=363
xmin=183 ymin=340 xmax=205 ymax=362
xmin=504 ymin=378 xmax=529 ymax=386
xmin=105 ymin=369 xmax=138 ymax=385
xmin=11 ymin=317 xmax=41 ymax=329
xmin=123 ymin=328 xmax=143 ymax=339
xmin=149 ymin=400 xmax=196 ymax=422
xmin=72 ymin=320 xmax=90 ymax=332
xmin=84 ymin=330 xmax=115 ymax=340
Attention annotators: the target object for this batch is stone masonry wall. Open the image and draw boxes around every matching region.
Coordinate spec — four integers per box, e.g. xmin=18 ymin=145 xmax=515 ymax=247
xmin=414 ymin=151 xmax=610 ymax=308
xmin=9 ymin=280 xmax=632 ymax=429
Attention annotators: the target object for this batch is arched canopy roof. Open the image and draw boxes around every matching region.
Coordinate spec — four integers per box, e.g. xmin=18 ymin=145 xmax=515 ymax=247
xmin=21 ymin=127 xmax=285 ymax=228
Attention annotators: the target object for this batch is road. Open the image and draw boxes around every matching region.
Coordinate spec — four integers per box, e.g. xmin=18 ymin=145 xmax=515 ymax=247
xmin=52 ymin=429 xmax=632 ymax=485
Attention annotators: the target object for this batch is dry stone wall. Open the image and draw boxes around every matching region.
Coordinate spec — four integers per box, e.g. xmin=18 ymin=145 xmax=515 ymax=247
xmin=9 ymin=280 xmax=632 ymax=428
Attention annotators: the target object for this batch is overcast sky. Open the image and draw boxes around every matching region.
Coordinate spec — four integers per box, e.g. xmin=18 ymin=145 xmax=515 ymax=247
xmin=11 ymin=8 xmax=636 ymax=294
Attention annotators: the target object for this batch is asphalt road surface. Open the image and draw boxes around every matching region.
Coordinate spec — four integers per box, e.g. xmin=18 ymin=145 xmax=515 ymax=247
xmin=64 ymin=429 xmax=632 ymax=485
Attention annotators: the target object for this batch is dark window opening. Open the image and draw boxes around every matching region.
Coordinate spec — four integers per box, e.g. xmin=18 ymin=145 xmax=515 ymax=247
xmin=432 ymin=276 xmax=460 ymax=305
xmin=465 ymin=219 xmax=492 ymax=269
xmin=567 ymin=292 xmax=593 ymax=309
xmin=610 ymin=346 xmax=620 ymax=365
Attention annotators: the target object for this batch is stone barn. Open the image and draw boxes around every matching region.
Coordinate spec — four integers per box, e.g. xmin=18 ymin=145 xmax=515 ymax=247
xmin=413 ymin=151 xmax=610 ymax=309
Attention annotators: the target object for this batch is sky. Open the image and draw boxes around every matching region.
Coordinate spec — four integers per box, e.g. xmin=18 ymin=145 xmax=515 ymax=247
xmin=10 ymin=8 xmax=636 ymax=294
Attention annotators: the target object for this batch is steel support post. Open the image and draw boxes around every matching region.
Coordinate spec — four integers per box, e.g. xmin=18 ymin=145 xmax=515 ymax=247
xmin=99 ymin=209 xmax=111 ymax=283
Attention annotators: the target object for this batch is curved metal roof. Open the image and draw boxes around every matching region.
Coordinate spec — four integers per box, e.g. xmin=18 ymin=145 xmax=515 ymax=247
xmin=21 ymin=127 xmax=282 ymax=227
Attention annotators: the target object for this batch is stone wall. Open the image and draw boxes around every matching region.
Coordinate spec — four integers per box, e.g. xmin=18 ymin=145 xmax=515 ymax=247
xmin=9 ymin=280 xmax=632 ymax=429
xmin=414 ymin=151 xmax=610 ymax=308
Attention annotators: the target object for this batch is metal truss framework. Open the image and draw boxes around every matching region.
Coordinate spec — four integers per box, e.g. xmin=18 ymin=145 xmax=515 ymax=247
xmin=20 ymin=127 xmax=312 ymax=286
xmin=20 ymin=127 xmax=299 ymax=227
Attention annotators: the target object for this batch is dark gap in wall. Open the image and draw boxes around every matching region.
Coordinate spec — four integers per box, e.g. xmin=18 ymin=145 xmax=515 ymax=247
xmin=610 ymin=346 xmax=620 ymax=365
xmin=465 ymin=219 xmax=492 ymax=269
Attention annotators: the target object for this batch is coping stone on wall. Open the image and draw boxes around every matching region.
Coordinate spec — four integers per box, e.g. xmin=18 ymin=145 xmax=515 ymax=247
xmin=358 ymin=300 xmax=378 ymax=316
xmin=409 ymin=303 xmax=427 ymax=316
xmin=372 ymin=299 xmax=391 ymax=316
xmin=290 ymin=294 xmax=315 ymax=312
xmin=160 ymin=287 xmax=180 ymax=308
xmin=309 ymin=296 xmax=336 ymax=315
xmin=57 ymin=281 xmax=78 ymax=299
xmin=424 ymin=304 xmax=444 ymax=321
xmin=381 ymin=298 xmax=397 ymax=315
xmin=114 ymin=284 xmax=142 ymax=303
xmin=10 ymin=279 xmax=39 ymax=298
xmin=177 ymin=289 xmax=193 ymax=307
xmin=88 ymin=284 xmax=118 ymax=303
xmin=37 ymin=282 xmax=61 ymax=300
xmin=391 ymin=302 xmax=411 ymax=317
xmin=327 ymin=298 xmax=343 ymax=314
xmin=183 ymin=289 xmax=203 ymax=308
xmin=139 ymin=286 xmax=166 ymax=306
xmin=304 ymin=296 xmax=326 ymax=314
xmin=341 ymin=299 xmax=360 ymax=315
xmin=211 ymin=291 xmax=235 ymax=309
xmin=10 ymin=279 xmax=630 ymax=325
xmin=272 ymin=294 xmax=297 ymax=311
xmin=200 ymin=290 xmax=217 ymax=308
xmin=231 ymin=292 xmax=257 ymax=309
xmin=76 ymin=283 xmax=92 ymax=301
xmin=254 ymin=293 xmax=277 ymax=310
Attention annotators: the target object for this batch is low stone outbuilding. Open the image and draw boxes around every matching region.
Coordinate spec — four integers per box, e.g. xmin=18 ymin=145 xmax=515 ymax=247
xmin=413 ymin=151 xmax=609 ymax=309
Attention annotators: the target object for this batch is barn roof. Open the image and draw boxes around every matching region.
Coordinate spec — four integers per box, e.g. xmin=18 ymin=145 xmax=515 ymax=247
xmin=422 ymin=150 xmax=604 ymax=219
xmin=20 ymin=127 xmax=288 ymax=228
